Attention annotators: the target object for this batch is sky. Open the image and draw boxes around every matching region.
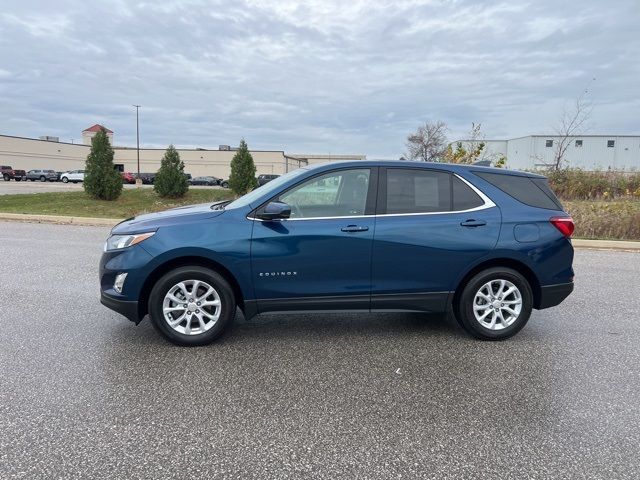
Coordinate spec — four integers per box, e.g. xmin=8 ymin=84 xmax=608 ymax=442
xmin=0 ymin=0 xmax=638 ymax=158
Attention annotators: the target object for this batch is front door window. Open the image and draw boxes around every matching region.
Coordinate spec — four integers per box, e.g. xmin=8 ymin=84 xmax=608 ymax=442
xmin=278 ymin=169 xmax=370 ymax=218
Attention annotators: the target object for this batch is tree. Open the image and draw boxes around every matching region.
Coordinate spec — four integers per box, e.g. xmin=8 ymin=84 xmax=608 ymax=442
xmin=442 ymin=123 xmax=486 ymax=164
xmin=549 ymin=84 xmax=594 ymax=170
xmin=84 ymin=128 xmax=122 ymax=200
xmin=405 ymin=121 xmax=448 ymax=162
xmin=154 ymin=145 xmax=189 ymax=198
xmin=228 ymin=139 xmax=257 ymax=196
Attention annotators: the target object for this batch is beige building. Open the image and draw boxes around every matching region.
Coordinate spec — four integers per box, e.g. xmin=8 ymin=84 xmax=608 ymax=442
xmin=82 ymin=124 xmax=114 ymax=145
xmin=0 ymin=125 xmax=366 ymax=179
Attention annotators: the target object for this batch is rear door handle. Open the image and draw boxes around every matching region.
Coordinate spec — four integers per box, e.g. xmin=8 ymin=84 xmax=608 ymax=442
xmin=460 ymin=219 xmax=487 ymax=227
xmin=341 ymin=225 xmax=369 ymax=232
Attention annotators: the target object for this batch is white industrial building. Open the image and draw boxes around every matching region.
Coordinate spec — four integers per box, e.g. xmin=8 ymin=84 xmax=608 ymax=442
xmin=453 ymin=135 xmax=640 ymax=171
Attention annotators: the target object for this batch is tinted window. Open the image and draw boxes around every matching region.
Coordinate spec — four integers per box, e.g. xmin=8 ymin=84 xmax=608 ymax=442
xmin=452 ymin=176 xmax=484 ymax=210
xmin=475 ymin=172 xmax=562 ymax=210
xmin=385 ymin=169 xmax=450 ymax=214
xmin=279 ymin=168 xmax=370 ymax=218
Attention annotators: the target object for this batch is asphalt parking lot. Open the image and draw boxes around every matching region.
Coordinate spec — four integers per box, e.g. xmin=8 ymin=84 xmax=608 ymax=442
xmin=0 ymin=180 xmax=223 ymax=195
xmin=1 ymin=221 xmax=639 ymax=479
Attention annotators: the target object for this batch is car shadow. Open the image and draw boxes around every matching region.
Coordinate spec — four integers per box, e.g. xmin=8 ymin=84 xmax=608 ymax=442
xmin=105 ymin=309 xmax=466 ymax=349
xmin=226 ymin=309 xmax=465 ymax=343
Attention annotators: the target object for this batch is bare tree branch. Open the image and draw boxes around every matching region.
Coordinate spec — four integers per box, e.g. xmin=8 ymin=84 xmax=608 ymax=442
xmin=550 ymin=84 xmax=594 ymax=170
xmin=405 ymin=121 xmax=448 ymax=162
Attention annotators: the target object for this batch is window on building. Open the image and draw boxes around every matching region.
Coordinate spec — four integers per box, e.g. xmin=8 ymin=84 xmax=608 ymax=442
xmin=607 ymin=140 xmax=615 ymax=148
xmin=385 ymin=169 xmax=451 ymax=214
xmin=575 ymin=140 xmax=583 ymax=147
xmin=545 ymin=140 xmax=553 ymax=148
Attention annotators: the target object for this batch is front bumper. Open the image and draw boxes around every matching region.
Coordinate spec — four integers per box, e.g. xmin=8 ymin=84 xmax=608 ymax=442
xmin=537 ymin=282 xmax=574 ymax=309
xmin=101 ymin=292 xmax=140 ymax=323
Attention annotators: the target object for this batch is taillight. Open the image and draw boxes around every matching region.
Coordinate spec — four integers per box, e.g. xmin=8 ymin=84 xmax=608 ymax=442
xmin=550 ymin=216 xmax=574 ymax=238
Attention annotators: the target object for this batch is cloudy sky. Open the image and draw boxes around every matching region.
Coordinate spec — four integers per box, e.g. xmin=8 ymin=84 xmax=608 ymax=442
xmin=0 ymin=0 xmax=638 ymax=157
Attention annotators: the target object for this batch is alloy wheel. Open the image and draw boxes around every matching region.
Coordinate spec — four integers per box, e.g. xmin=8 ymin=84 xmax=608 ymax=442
xmin=162 ymin=280 xmax=222 ymax=335
xmin=472 ymin=279 xmax=522 ymax=330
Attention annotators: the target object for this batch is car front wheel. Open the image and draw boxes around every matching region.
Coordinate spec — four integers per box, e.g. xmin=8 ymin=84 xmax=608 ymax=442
xmin=454 ymin=267 xmax=533 ymax=340
xmin=62 ymin=177 xmax=68 ymax=183
xmin=39 ymin=176 xmax=46 ymax=182
xmin=148 ymin=266 xmax=236 ymax=346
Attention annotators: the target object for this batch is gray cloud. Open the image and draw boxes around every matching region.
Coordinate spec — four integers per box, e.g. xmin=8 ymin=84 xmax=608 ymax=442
xmin=1 ymin=0 xmax=638 ymax=157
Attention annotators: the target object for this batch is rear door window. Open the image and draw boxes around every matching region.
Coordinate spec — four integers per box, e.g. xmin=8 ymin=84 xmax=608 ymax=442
xmin=474 ymin=172 xmax=563 ymax=210
xmin=384 ymin=169 xmax=451 ymax=214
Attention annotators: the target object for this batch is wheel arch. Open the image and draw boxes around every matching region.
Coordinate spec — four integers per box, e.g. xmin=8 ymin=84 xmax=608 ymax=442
xmin=453 ymin=257 xmax=542 ymax=309
xmin=137 ymin=255 xmax=246 ymax=320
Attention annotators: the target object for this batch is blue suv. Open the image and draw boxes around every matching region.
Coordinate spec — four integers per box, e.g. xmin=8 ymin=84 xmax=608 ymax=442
xmin=100 ymin=161 xmax=574 ymax=345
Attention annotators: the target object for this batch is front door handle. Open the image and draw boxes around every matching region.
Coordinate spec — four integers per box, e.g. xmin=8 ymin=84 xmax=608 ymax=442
xmin=341 ymin=225 xmax=369 ymax=232
xmin=460 ymin=219 xmax=487 ymax=227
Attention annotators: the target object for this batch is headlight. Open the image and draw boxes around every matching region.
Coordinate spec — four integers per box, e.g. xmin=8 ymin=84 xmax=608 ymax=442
xmin=104 ymin=232 xmax=155 ymax=251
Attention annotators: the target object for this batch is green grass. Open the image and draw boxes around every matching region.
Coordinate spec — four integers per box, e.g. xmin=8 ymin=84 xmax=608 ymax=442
xmin=0 ymin=188 xmax=234 ymax=219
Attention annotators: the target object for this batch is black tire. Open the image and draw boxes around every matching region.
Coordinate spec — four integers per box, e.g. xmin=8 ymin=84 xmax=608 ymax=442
xmin=453 ymin=267 xmax=533 ymax=340
xmin=62 ymin=177 xmax=69 ymax=183
xmin=29 ymin=178 xmax=34 ymax=181
xmin=39 ymin=176 xmax=46 ymax=182
xmin=148 ymin=266 xmax=236 ymax=346
xmin=2 ymin=174 xmax=9 ymax=181
xmin=15 ymin=177 xmax=21 ymax=181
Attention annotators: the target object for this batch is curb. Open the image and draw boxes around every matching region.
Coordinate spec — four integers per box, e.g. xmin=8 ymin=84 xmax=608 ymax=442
xmin=1 ymin=212 xmax=640 ymax=251
xmin=0 ymin=212 xmax=123 ymax=227
xmin=571 ymin=238 xmax=640 ymax=251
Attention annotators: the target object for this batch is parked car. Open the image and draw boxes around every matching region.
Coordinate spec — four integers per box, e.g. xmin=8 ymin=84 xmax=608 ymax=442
xmin=1 ymin=165 xmax=26 ymax=181
xmin=257 ymin=174 xmax=279 ymax=186
xmin=189 ymin=176 xmax=219 ymax=186
xmin=121 ymin=172 xmax=136 ymax=184
xmin=60 ymin=170 xmax=85 ymax=183
xmin=100 ymin=161 xmax=575 ymax=346
xmin=138 ymin=173 xmax=156 ymax=184
xmin=26 ymin=169 xmax=58 ymax=182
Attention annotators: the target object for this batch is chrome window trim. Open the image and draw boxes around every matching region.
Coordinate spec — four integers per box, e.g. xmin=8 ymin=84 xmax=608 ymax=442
xmin=248 ymin=174 xmax=495 ymax=222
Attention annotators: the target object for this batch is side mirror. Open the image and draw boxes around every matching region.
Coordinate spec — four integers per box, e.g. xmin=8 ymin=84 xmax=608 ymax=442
xmin=257 ymin=201 xmax=291 ymax=221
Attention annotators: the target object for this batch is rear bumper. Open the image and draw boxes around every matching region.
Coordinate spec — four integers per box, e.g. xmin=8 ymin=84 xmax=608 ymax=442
xmin=537 ymin=282 xmax=574 ymax=309
xmin=100 ymin=292 xmax=140 ymax=323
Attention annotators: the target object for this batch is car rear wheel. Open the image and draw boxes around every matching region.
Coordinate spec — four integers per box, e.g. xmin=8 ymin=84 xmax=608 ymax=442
xmin=148 ymin=266 xmax=236 ymax=346
xmin=15 ymin=177 xmax=21 ymax=181
xmin=39 ymin=176 xmax=46 ymax=182
xmin=3 ymin=174 xmax=9 ymax=181
xmin=454 ymin=267 xmax=533 ymax=340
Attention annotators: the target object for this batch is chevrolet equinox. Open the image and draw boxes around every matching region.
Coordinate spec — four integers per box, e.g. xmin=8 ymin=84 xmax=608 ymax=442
xmin=100 ymin=161 xmax=574 ymax=346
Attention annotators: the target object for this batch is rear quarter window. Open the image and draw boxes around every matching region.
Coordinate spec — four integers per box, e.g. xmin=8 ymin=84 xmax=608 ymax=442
xmin=452 ymin=176 xmax=484 ymax=210
xmin=474 ymin=172 xmax=563 ymax=210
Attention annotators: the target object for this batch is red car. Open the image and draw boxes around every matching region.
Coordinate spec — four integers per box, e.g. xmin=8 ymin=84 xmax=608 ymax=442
xmin=121 ymin=172 xmax=136 ymax=184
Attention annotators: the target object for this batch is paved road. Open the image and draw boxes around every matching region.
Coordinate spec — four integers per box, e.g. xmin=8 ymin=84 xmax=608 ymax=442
xmin=0 ymin=181 xmax=224 ymax=195
xmin=1 ymin=221 xmax=639 ymax=479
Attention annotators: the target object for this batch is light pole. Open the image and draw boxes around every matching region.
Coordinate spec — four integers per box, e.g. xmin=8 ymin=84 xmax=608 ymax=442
xmin=133 ymin=105 xmax=141 ymax=179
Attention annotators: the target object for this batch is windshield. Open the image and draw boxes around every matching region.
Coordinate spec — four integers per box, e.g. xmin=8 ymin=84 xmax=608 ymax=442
xmin=226 ymin=168 xmax=309 ymax=210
